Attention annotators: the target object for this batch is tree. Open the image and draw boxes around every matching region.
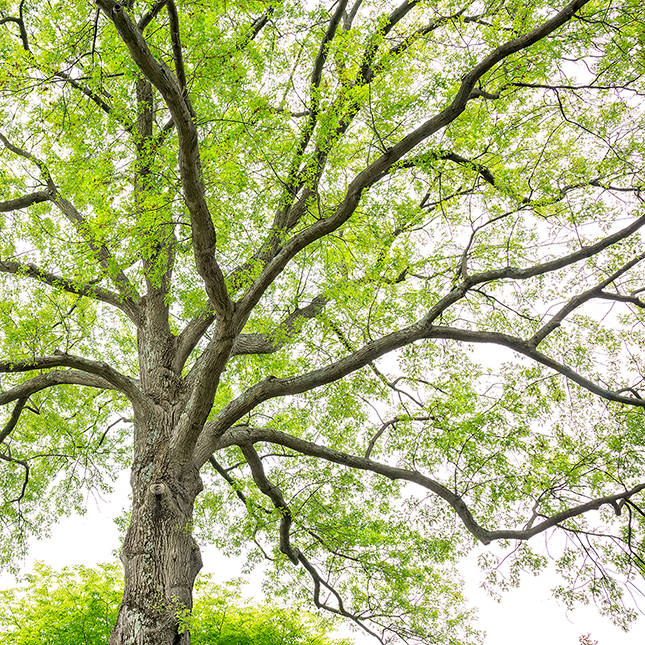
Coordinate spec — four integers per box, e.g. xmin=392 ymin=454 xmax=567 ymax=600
xmin=0 ymin=0 xmax=643 ymax=642
xmin=0 ymin=563 xmax=349 ymax=644
xmin=578 ymin=636 xmax=599 ymax=645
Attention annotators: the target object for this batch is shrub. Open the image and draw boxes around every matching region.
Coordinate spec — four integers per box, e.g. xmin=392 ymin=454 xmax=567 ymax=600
xmin=0 ymin=564 xmax=349 ymax=645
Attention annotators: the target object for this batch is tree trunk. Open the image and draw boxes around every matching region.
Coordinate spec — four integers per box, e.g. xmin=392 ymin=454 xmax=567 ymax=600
xmin=110 ymin=406 xmax=203 ymax=645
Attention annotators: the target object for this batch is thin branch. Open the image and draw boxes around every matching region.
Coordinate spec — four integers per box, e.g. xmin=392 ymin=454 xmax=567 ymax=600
xmin=427 ymin=325 xmax=645 ymax=408
xmin=1 ymin=7 xmax=125 ymax=125
xmin=364 ymin=415 xmax=434 ymax=458
xmin=0 ymin=451 xmax=30 ymax=505
xmin=530 ymin=252 xmax=645 ymax=345
xmin=399 ymin=150 xmax=642 ymax=211
xmin=54 ymin=196 xmax=140 ymax=320
xmin=0 ymin=132 xmax=55 ymax=186
xmin=0 ymin=132 xmax=141 ymax=321
xmin=240 ymin=442 xmax=385 ymax=643
xmin=209 ymin=455 xmax=267 ymax=510
xmin=53 ymin=70 xmax=127 ymax=127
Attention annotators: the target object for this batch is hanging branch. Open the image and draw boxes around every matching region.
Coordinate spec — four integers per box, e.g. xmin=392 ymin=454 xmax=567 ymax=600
xmin=216 ymin=426 xmax=645 ymax=547
xmin=240 ymin=443 xmax=386 ymax=643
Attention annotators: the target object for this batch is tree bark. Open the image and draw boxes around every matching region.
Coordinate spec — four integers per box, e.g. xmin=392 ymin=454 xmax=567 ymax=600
xmin=110 ymin=406 xmax=203 ymax=645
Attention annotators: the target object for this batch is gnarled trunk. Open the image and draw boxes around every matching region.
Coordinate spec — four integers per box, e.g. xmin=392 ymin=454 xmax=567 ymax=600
xmin=110 ymin=407 xmax=203 ymax=645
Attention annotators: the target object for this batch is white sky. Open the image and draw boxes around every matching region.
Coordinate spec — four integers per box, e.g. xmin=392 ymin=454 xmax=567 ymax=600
xmin=2 ymin=472 xmax=645 ymax=645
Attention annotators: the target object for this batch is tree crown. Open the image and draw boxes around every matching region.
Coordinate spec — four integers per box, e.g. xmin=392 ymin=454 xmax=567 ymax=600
xmin=1 ymin=0 xmax=644 ymax=642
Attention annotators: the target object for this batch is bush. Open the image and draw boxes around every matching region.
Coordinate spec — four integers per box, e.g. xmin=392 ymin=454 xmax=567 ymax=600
xmin=0 ymin=563 xmax=349 ymax=645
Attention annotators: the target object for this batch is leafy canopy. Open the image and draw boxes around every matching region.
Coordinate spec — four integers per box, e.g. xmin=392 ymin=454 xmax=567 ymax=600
xmin=0 ymin=0 xmax=644 ymax=643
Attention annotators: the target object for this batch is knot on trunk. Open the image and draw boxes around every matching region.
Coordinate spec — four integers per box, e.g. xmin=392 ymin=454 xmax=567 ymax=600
xmin=146 ymin=480 xmax=174 ymax=517
xmin=150 ymin=481 xmax=168 ymax=496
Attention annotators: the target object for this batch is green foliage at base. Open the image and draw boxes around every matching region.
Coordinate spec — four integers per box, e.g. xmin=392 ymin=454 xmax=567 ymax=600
xmin=0 ymin=563 xmax=349 ymax=645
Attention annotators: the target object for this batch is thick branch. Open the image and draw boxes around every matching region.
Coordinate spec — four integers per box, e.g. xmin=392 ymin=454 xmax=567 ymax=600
xmin=0 ymin=353 xmax=143 ymax=405
xmin=193 ymin=319 xmax=428 ymax=465
xmin=207 ymin=315 xmax=645 ymax=464
xmin=0 ymin=396 xmax=29 ymax=444
xmin=486 ymin=483 xmax=645 ymax=541
xmin=97 ymin=0 xmax=232 ymax=318
xmin=175 ymin=293 xmax=329 ymax=372
xmin=138 ymin=0 xmax=166 ymax=31
xmin=597 ymin=291 xmax=645 ymax=308
xmin=246 ymin=8 xmax=273 ymax=43
xmin=0 ymin=190 xmax=50 ymax=212
xmin=197 ymin=215 xmax=645 ymax=463
xmin=226 ymin=427 xmax=490 ymax=543
xmin=235 ymin=0 xmax=591 ymax=321
xmin=231 ymin=295 xmax=329 ymax=357
xmin=166 ymin=0 xmax=187 ymax=91
xmin=173 ymin=311 xmax=216 ymax=373
xmin=134 ymin=77 xmax=176 ymax=341
xmin=226 ymin=0 xmax=420 ymax=297
xmin=456 ymin=214 xmax=645 ymax=288
xmin=0 ymin=1 xmax=29 ymax=50
xmin=0 ymin=370 xmax=116 ymax=406
xmin=240 ymin=444 xmax=298 ymax=564
xmin=172 ymin=321 xmax=237 ymax=460
xmin=343 ymin=0 xmax=363 ymax=30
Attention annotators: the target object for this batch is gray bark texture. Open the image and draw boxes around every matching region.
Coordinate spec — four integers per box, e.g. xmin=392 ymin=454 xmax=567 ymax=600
xmin=109 ymin=352 xmax=203 ymax=644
